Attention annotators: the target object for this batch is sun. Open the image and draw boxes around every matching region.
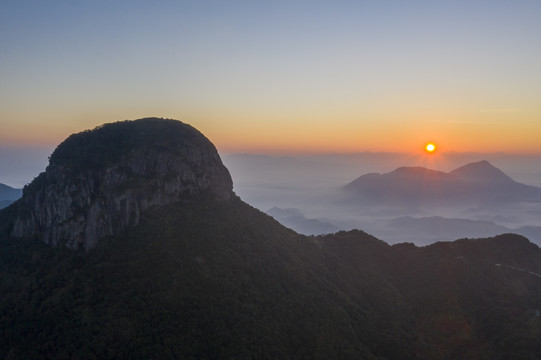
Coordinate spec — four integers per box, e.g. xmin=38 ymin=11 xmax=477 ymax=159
xmin=425 ymin=143 xmax=436 ymax=153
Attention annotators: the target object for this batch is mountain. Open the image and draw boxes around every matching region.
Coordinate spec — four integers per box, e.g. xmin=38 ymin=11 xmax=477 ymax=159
xmin=2 ymin=118 xmax=541 ymax=359
xmin=343 ymin=160 xmax=541 ymax=207
xmin=7 ymin=118 xmax=233 ymax=249
xmin=319 ymin=232 xmax=541 ymax=359
xmin=449 ymin=160 xmax=514 ymax=183
xmin=0 ymin=183 xmax=22 ymax=209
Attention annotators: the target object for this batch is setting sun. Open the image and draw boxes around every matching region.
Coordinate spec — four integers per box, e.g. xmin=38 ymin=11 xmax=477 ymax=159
xmin=425 ymin=143 xmax=436 ymax=153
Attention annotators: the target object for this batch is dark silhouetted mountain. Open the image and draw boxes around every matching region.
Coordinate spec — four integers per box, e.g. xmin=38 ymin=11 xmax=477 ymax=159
xmin=343 ymin=160 xmax=541 ymax=207
xmin=1 ymin=119 xmax=541 ymax=359
xmin=321 ymin=232 xmax=541 ymax=359
xmin=7 ymin=118 xmax=233 ymax=249
xmin=267 ymin=207 xmax=339 ymax=235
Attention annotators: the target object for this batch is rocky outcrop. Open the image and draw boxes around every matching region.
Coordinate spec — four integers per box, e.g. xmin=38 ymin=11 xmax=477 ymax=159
xmin=10 ymin=118 xmax=234 ymax=249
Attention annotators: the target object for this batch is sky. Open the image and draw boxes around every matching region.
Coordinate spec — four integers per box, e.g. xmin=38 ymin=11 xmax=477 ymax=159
xmin=1 ymin=1 xmax=541 ymax=160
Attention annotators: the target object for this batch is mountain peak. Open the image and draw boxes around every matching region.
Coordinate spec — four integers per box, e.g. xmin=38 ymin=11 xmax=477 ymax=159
xmin=343 ymin=159 xmax=541 ymax=206
xmin=449 ymin=160 xmax=514 ymax=183
xmin=389 ymin=166 xmax=449 ymax=179
xmin=8 ymin=118 xmax=234 ymax=249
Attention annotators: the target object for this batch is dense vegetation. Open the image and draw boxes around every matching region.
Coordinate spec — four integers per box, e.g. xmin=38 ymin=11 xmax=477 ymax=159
xmin=1 ymin=195 xmax=541 ymax=359
xmin=47 ymin=118 xmax=211 ymax=173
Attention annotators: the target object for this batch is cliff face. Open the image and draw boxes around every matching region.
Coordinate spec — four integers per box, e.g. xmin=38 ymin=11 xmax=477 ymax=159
xmin=10 ymin=118 xmax=234 ymax=249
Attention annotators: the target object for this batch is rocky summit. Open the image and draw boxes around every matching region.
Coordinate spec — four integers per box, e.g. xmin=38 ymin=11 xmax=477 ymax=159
xmin=9 ymin=118 xmax=234 ymax=249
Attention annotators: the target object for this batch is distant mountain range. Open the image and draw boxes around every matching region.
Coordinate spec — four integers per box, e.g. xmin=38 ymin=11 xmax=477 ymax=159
xmin=343 ymin=160 xmax=541 ymax=207
xmin=384 ymin=216 xmax=541 ymax=245
xmin=264 ymin=208 xmax=541 ymax=245
xmin=0 ymin=183 xmax=22 ymax=209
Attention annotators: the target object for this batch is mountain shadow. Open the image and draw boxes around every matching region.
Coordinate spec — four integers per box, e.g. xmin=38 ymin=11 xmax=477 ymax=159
xmin=1 ymin=118 xmax=541 ymax=359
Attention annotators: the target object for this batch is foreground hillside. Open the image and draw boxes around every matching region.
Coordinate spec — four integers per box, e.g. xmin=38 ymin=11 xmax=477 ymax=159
xmin=2 ymin=195 xmax=541 ymax=359
xmin=0 ymin=196 xmax=409 ymax=359
xmin=1 ymin=118 xmax=541 ymax=359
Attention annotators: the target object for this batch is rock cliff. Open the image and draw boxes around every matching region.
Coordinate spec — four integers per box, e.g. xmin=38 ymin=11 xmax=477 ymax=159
xmin=9 ymin=118 xmax=234 ymax=249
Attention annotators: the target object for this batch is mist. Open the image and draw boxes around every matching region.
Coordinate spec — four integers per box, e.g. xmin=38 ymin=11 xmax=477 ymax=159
xmin=222 ymin=152 xmax=541 ymax=246
xmin=2 ymin=146 xmax=541 ymax=246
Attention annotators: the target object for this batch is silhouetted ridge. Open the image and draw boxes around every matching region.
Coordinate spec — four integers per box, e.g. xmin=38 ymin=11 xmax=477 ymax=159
xmin=449 ymin=160 xmax=514 ymax=183
xmin=343 ymin=160 xmax=541 ymax=206
xmin=8 ymin=118 xmax=234 ymax=249
xmin=49 ymin=118 xmax=206 ymax=172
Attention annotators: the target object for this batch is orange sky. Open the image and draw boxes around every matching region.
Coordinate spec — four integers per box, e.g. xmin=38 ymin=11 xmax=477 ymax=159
xmin=1 ymin=1 xmax=540 ymax=155
xmin=2 ymin=106 xmax=540 ymax=156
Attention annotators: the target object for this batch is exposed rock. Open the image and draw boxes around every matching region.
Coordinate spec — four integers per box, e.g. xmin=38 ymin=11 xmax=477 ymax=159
xmin=9 ymin=118 xmax=234 ymax=249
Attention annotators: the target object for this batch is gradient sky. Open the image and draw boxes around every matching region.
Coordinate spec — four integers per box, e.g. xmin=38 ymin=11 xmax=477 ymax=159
xmin=1 ymin=0 xmax=541 ymax=154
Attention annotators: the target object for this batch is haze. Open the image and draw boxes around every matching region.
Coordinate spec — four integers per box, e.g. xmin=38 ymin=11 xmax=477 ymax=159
xmin=2 ymin=1 xmax=540 ymax=244
xmin=223 ymin=152 xmax=541 ymax=245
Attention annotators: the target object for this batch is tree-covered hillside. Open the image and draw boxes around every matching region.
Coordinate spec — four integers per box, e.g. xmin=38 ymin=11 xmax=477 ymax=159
xmin=1 ymin=195 xmax=541 ymax=359
xmin=0 ymin=195 xmax=411 ymax=359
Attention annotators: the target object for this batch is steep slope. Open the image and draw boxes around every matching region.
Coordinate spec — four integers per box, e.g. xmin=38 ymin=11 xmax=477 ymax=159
xmin=7 ymin=118 xmax=233 ymax=249
xmin=2 ymin=212 xmax=541 ymax=359
xmin=0 ymin=118 xmax=412 ymax=359
xmin=0 ymin=195 xmax=416 ymax=359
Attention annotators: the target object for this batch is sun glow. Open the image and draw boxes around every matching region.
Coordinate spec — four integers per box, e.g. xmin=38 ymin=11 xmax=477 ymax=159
xmin=425 ymin=143 xmax=436 ymax=153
